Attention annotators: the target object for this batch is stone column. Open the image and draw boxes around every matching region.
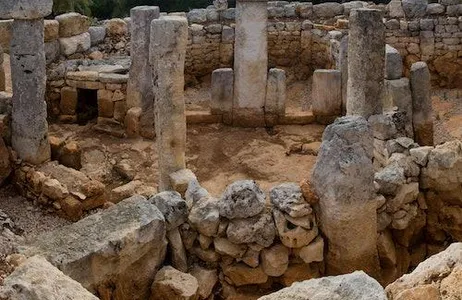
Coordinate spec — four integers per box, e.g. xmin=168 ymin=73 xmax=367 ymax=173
xmin=265 ymin=68 xmax=286 ymax=126
xmin=311 ymin=116 xmax=380 ymax=278
xmin=410 ymin=62 xmax=433 ymax=146
xmin=233 ymin=0 xmax=268 ymax=127
xmin=150 ymin=16 xmax=188 ymax=191
xmin=338 ymin=36 xmax=348 ymax=115
xmin=312 ymin=69 xmax=342 ymax=124
xmin=211 ymin=68 xmax=234 ymax=125
xmin=2 ymin=0 xmax=52 ymax=164
xmin=0 ymin=45 xmax=5 ymax=92
xmin=127 ymin=6 xmax=160 ymax=139
xmin=346 ymin=8 xmax=385 ymax=118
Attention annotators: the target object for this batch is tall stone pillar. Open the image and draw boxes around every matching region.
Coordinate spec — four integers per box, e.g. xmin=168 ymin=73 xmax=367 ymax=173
xmin=150 ymin=16 xmax=188 ymax=191
xmin=346 ymin=9 xmax=385 ymax=118
xmin=311 ymin=116 xmax=380 ymax=278
xmin=312 ymin=69 xmax=342 ymax=124
xmin=127 ymin=6 xmax=160 ymax=139
xmin=233 ymin=0 xmax=268 ymax=127
xmin=410 ymin=62 xmax=433 ymax=146
xmin=1 ymin=0 xmax=52 ymax=164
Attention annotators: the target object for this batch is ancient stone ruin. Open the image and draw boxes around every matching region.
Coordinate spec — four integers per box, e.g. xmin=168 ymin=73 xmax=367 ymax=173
xmin=1 ymin=0 xmax=462 ymax=299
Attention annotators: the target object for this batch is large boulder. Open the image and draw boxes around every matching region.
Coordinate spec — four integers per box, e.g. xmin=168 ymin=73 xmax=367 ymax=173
xmin=21 ymin=196 xmax=167 ymax=300
xmin=0 ymin=256 xmax=99 ymax=300
xmin=386 ymin=243 xmax=462 ymax=300
xmin=259 ymin=271 xmax=387 ymax=300
xmin=311 ymin=116 xmax=380 ymax=277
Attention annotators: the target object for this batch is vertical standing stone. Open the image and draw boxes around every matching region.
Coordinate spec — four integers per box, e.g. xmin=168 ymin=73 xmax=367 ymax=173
xmin=338 ymin=36 xmax=348 ymax=115
xmin=211 ymin=68 xmax=234 ymax=125
xmin=0 ymin=45 xmax=5 ymax=92
xmin=127 ymin=6 xmax=160 ymax=139
xmin=384 ymin=78 xmax=413 ymax=138
xmin=311 ymin=116 xmax=380 ymax=278
xmin=346 ymin=9 xmax=385 ymax=118
xmin=233 ymin=0 xmax=268 ymax=127
xmin=150 ymin=16 xmax=188 ymax=191
xmin=410 ymin=62 xmax=433 ymax=146
xmin=265 ymin=68 xmax=286 ymax=126
xmin=385 ymin=45 xmax=403 ymax=80
xmin=10 ymin=19 xmax=51 ymax=164
xmin=312 ymin=69 xmax=342 ymax=124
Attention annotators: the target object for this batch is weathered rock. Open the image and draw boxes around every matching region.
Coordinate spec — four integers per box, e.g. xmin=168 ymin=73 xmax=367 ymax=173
xmin=150 ymin=16 xmax=187 ymax=191
xmin=297 ymin=236 xmax=324 ymax=264
xmin=222 ymin=263 xmax=268 ymax=286
xmin=260 ymin=271 xmax=387 ymax=300
xmin=273 ymin=209 xmax=318 ymax=248
xmin=0 ymin=0 xmax=52 ymax=19
xmin=0 ymin=256 xmax=98 ymax=300
xmin=386 ymin=243 xmax=462 ymax=300
xmin=59 ymin=32 xmax=91 ymax=56
xmin=270 ymin=183 xmax=311 ymax=217
xmin=375 ymin=165 xmax=406 ymax=196
xmin=44 ymin=20 xmax=59 ymax=42
xmin=167 ymin=227 xmax=188 ymax=273
xmin=383 ymin=78 xmax=413 ymax=138
xmin=149 ymin=191 xmax=188 ymax=230
xmin=211 ymin=68 xmax=233 ymax=125
xmin=402 ymin=0 xmax=428 ymax=18
xmin=151 ymin=266 xmax=199 ymax=300
xmin=385 ymin=45 xmax=403 ymax=80
xmin=227 ymin=212 xmax=276 ymax=247
xmin=169 ymin=169 xmax=197 ymax=197
xmin=311 ymin=69 xmax=342 ymax=120
xmin=106 ymin=18 xmax=128 ymax=36
xmin=346 ymin=9 xmax=385 ymax=118
xmin=387 ymin=0 xmax=405 ymax=18
xmin=219 ymin=180 xmax=265 ymax=219
xmin=188 ymin=195 xmax=220 ymax=237
xmin=22 ymin=196 xmax=167 ymax=300
xmin=312 ymin=116 xmax=380 ymax=277
xmin=369 ymin=114 xmax=398 ymax=140
xmin=55 ymin=13 xmax=90 ymax=38
xmin=261 ymin=244 xmax=289 ymax=277
xmin=189 ymin=265 xmax=217 ymax=299
xmin=409 ymin=146 xmax=433 ymax=166
xmin=185 ymin=179 xmax=210 ymax=208
xmin=88 ymin=26 xmax=106 ymax=46
xmin=214 ymin=237 xmax=247 ymax=258
xmin=313 ymin=3 xmax=343 ymax=18
xmin=280 ymin=263 xmax=320 ymax=287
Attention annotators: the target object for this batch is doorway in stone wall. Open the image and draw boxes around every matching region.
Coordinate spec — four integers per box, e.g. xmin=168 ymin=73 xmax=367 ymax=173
xmin=76 ymin=88 xmax=98 ymax=125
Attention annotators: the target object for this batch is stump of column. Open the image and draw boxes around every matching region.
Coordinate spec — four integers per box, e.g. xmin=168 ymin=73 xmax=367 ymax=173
xmin=311 ymin=116 xmax=380 ymax=278
xmin=312 ymin=69 xmax=342 ymax=124
xmin=211 ymin=68 xmax=234 ymax=125
xmin=233 ymin=0 xmax=268 ymax=127
xmin=127 ymin=6 xmax=160 ymax=139
xmin=7 ymin=1 xmax=52 ymax=164
xmin=410 ymin=62 xmax=433 ymax=146
xmin=265 ymin=68 xmax=286 ymax=126
xmin=346 ymin=8 xmax=385 ymax=118
xmin=150 ymin=16 xmax=188 ymax=191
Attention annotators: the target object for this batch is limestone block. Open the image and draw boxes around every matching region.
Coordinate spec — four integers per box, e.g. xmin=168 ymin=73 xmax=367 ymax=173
xmin=189 ymin=265 xmax=217 ymax=299
xmin=188 ymin=9 xmax=207 ymax=23
xmin=261 ymin=244 xmax=289 ymax=277
xmin=167 ymin=228 xmax=188 ymax=272
xmin=313 ymin=3 xmax=344 ymax=18
xmin=88 ymin=26 xmax=106 ymax=46
xmin=125 ymin=107 xmax=142 ymax=137
xmin=222 ymin=263 xmax=268 ymax=286
xmin=273 ymin=209 xmax=318 ymax=248
xmin=0 ymin=256 xmax=99 ymax=300
xmin=387 ymin=0 xmax=405 ymax=18
xmin=384 ymin=78 xmax=413 ymax=138
xmin=265 ymin=68 xmax=286 ymax=126
xmin=188 ymin=195 xmax=220 ymax=237
xmin=260 ymin=271 xmax=387 ymax=300
xmin=312 ymin=69 xmax=342 ymax=119
xmin=151 ymin=266 xmax=199 ymax=300
xmin=169 ymin=168 xmax=197 ymax=197
xmin=297 ymin=236 xmax=324 ymax=264
xmin=60 ymin=87 xmax=77 ymax=115
xmin=385 ymin=45 xmax=403 ymax=80
xmin=426 ymin=3 xmax=445 ymax=14
xmin=227 ymin=212 xmax=276 ymax=247
xmin=214 ymin=237 xmax=247 ymax=258
xmin=55 ymin=13 xmax=91 ymax=38
xmin=410 ymin=62 xmax=433 ymax=146
xmin=233 ymin=0 xmax=268 ymax=127
xmin=0 ymin=0 xmax=52 ymax=19
xmin=59 ymin=32 xmax=91 ymax=56
xmin=311 ymin=116 xmax=380 ymax=277
xmin=149 ymin=191 xmax=188 ymax=230
xmin=221 ymin=25 xmax=235 ymax=43
xmin=343 ymin=1 xmax=367 ymax=16
xmin=150 ymin=16 xmax=188 ymax=191
xmin=211 ymin=68 xmax=234 ymax=124
xmin=402 ymin=0 xmax=428 ymax=18
xmin=10 ymin=19 xmax=51 ymax=164
xmin=22 ymin=196 xmax=167 ymax=300
xmin=346 ymin=9 xmax=385 ymax=118
xmin=106 ymin=18 xmax=128 ymax=36
xmin=44 ymin=20 xmax=59 ymax=42
xmin=97 ymin=89 xmax=114 ymax=118
xmin=0 ymin=20 xmax=12 ymax=50
xmin=270 ymin=183 xmax=311 ymax=218
xmin=218 ymin=180 xmax=265 ymax=219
